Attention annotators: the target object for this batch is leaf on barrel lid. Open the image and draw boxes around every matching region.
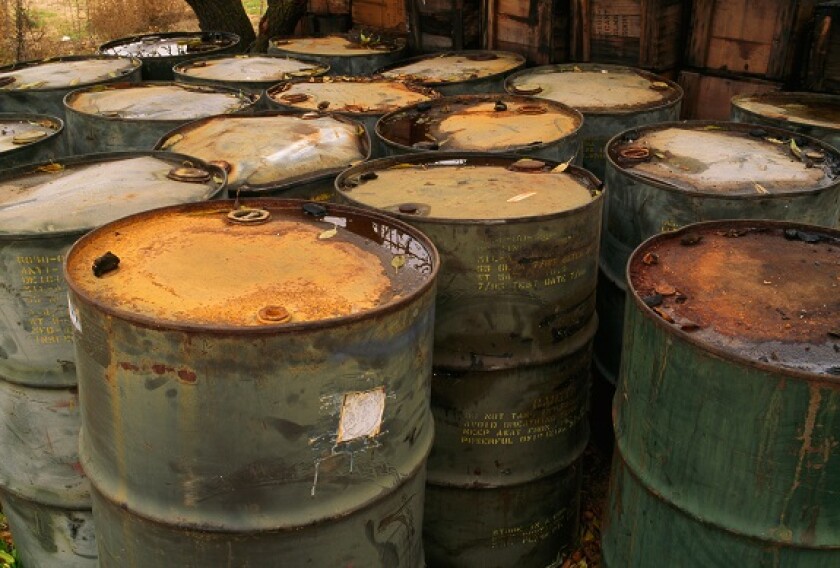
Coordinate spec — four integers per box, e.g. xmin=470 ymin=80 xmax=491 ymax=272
xmin=391 ymin=255 xmax=406 ymax=272
xmin=552 ymin=158 xmax=572 ymax=173
xmin=318 ymin=226 xmax=337 ymax=240
xmin=754 ymin=182 xmax=769 ymax=194
xmin=790 ymin=138 xmax=803 ymax=159
xmin=507 ymin=192 xmax=537 ymax=203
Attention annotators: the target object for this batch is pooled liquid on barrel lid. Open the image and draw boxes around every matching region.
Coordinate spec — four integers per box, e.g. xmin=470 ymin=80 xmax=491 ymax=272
xmin=377 ymin=95 xmax=581 ymax=152
xmin=101 ymin=33 xmax=237 ymax=58
xmin=733 ymin=93 xmax=840 ymax=131
xmin=629 ymin=223 xmax=840 ymax=376
xmin=272 ymin=35 xmax=400 ymax=56
xmin=269 ymin=77 xmax=437 ymax=114
xmin=177 ymin=55 xmax=328 ymax=82
xmin=65 ymin=83 xmax=255 ymax=121
xmin=157 ymin=114 xmax=368 ymax=189
xmin=66 ymin=201 xmax=435 ymax=327
xmin=380 ymin=51 xmax=523 ymax=85
xmin=0 ymin=155 xmax=223 ymax=235
xmin=339 ymin=156 xmax=598 ymax=220
xmin=0 ymin=57 xmax=139 ymax=90
xmin=0 ymin=117 xmax=59 ymax=152
xmin=609 ymin=124 xmax=838 ymax=194
xmin=506 ymin=65 xmax=680 ymax=112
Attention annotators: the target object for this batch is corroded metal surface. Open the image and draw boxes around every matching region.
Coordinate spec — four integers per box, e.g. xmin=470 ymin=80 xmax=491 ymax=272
xmin=173 ymin=53 xmax=329 ymax=92
xmin=268 ymin=34 xmax=406 ymax=76
xmin=604 ymin=221 xmax=840 ymax=566
xmin=731 ymin=92 xmax=840 ymax=151
xmin=65 ymin=199 xmax=439 ymax=567
xmin=99 ymin=31 xmax=241 ymax=80
xmin=377 ymin=51 xmax=526 ymax=96
xmin=505 ymin=63 xmax=682 ymax=179
xmin=0 ymin=55 xmax=141 ymax=118
xmin=0 ymin=113 xmax=64 ymax=169
xmin=64 ymin=82 xmax=259 ymax=154
xmin=156 ymin=111 xmax=369 ymax=197
xmin=374 ymin=94 xmax=582 ymax=162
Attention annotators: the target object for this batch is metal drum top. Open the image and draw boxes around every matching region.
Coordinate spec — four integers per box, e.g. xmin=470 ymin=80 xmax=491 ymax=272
xmin=173 ymin=54 xmax=329 ymax=87
xmin=375 ymin=94 xmax=582 ymax=157
xmin=99 ymin=31 xmax=239 ymax=60
xmin=156 ymin=112 xmax=369 ymax=193
xmin=505 ymin=63 xmax=682 ymax=115
xmin=731 ymin=92 xmax=840 ymax=146
xmin=607 ymin=122 xmax=839 ymax=195
xmin=378 ymin=51 xmax=525 ymax=89
xmin=628 ymin=223 xmax=839 ymax=377
xmin=0 ymin=56 xmax=140 ymax=91
xmin=269 ymin=34 xmax=405 ymax=58
xmin=0 ymin=114 xmax=63 ymax=167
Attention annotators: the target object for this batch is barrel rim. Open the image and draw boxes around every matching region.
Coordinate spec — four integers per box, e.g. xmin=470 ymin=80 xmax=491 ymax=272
xmin=172 ymin=52 xmax=331 ymax=87
xmin=0 ymin=54 xmax=142 ymax=93
xmin=0 ymin=112 xmax=64 ymax=157
xmin=625 ymin=219 xmax=840 ymax=384
xmin=269 ymin=33 xmax=407 ymax=58
xmin=374 ymin=50 xmax=527 ymax=88
xmin=605 ymin=120 xmax=840 ymax=198
xmin=731 ymin=91 xmax=840 ymax=134
xmin=504 ymin=63 xmax=684 ymax=116
xmin=335 ymin=151 xmax=603 ymax=225
xmin=97 ymin=30 xmax=241 ymax=62
xmin=153 ymin=109 xmax=372 ymax=193
xmin=0 ymin=150 xmax=228 ymax=239
xmin=64 ymin=198 xmax=441 ymax=335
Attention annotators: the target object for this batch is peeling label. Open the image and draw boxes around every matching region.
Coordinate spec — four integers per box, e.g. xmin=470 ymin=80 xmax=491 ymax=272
xmin=337 ymin=387 xmax=386 ymax=443
xmin=67 ymin=294 xmax=81 ymax=333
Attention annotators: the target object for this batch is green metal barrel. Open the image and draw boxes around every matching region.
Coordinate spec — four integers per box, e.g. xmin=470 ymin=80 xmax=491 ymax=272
xmin=604 ymin=220 xmax=840 ymax=566
xmin=336 ymin=153 xmax=603 ymax=566
xmin=268 ymin=34 xmax=407 ymax=76
xmin=376 ymin=51 xmax=526 ymax=96
xmin=65 ymin=199 xmax=439 ymax=567
xmin=63 ymin=82 xmax=259 ymax=155
xmin=374 ymin=94 xmax=582 ymax=163
xmin=731 ymin=92 xmax=840 ymax=151
xmin=504 ymin=63 xmax=682 ymax=180
xmin=0 ymin=113 xmax=64 ymax=169
xmin=155 ymin=110 xmax=370 ymax=200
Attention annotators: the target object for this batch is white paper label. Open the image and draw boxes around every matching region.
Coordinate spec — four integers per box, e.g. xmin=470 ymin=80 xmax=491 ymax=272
xmin=337 ymin=387 xmax=386 ymax=443
xmin=67 ymin=295 xmax=82 ymax=333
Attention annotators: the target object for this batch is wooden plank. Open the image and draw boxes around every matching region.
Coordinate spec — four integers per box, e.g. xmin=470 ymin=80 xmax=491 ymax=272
xmin=687 ymin=0 xmax=714 ymax=69
xmin=352 ymin=0 xmax=407 ymax=30
xmin=678 ymin=70 xmax=782 ymax=120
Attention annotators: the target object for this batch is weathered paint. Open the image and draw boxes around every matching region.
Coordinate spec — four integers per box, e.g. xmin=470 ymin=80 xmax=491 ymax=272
xmin=98 ymin=31 xmax=241 ymax=80
xmin=731 ymin=92 xmax=840 ymax=151
xmin=0 ymin=113 xmax=64 ymax=168
xmin=65 ymin=199 xmax=439 ymax=567
xmin=268 ymin=34 xmax=406 ymax=76
xmin=603 ymin=221 xmax=840 ymax=566
xmin=173 ymin=53 xmax=329 ymax=92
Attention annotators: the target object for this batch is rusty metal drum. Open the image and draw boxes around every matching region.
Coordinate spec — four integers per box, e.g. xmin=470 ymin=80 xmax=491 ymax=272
xmin=266 ymin=76 xmax=440 ymax=157
xmin=731 ymin=92 xmax=840 ymax=151
xmin=336 ymin=153 xmax=603 ymax=566
xmin=374 ymin=94 xmax=582 ymax=162
xmin=604 ymin=220 xmax=840 ymax=566
xmin=377 ymin=51 xmax=526 ymax=96
xmin=65 ymin=199 xmax=439 ymax=567
xmin=0 ymin=113 xmax=64 ymax=169
xmin=63 ymin=82 xmax=259 ymax=155
xmin=268 ymin=34 xmax=406 ymax=76
xmin=0 ymin=55 xmax=141 ymax=119
xmin=156 ymin=111 xmax=370 ymax=200
xmin=98 ymin=31 xmax=241 ymax=80
xmin=505 ymin=63 xmax=682 ymax=179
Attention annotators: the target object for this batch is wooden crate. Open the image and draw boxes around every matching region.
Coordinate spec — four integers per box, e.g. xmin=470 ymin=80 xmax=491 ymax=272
xmin=678 ymin=70 xmax=782 ymax=120
xmin=570 ymin=0 xmax=688 ymax=72
xmin=482 ymin=0 xmax=571 ymax=65
xmin=406 ymin=0 xmax=482 ymax=51
xmin=687 ymin=0 xmax=817 ymax=81
xmin=806 ymin=1 xmax=840 ymax=93
xmin=352 ymin=0 xmax=407 ymax=32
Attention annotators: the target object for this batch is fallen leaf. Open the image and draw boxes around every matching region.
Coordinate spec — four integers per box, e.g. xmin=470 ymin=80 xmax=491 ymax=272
xmin=507 ymin=192 xmax=537 ymax=202
xmin=552 ymin=158 xmax=572 ymax=173
xmin=790 ymin=138 xmax=802 ymax=159
xmin=754 ymin=182 xmax=769 ymax=194
xmin=318 ymin=227 xmax=337 ymax=240
xmin=391 ymin=255 xmax=406 ymax=272
xmin=36 ymin=162 xmax=64 ymax=173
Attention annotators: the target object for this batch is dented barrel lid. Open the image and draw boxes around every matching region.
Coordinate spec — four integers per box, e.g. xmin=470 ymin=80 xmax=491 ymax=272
xmin=506 ymin=64 xmax=681 ymax=113
xmin=65 ymin=83 xmax=257 ymax=121
xmin=732 ymin=92 xmax=840 ymax=132
xmin=270 ymin=34 xmax=405 ymax=56
xmin=174 ymin=54 xmax=329 ymax=83
xmin=0 ymin=154 xmax=224 ymax=235
xmin=156 ymin=113 xmax=369 ymax=190
xmin=376 ymin=95 xmax=582 ymax=153
xmin=337 ymin=154 xmax=600 ymax=221
xmin=0 ymin=56 xmax=140 ymax=91
xmin=629 ymin=221 xmax=840 ymax=376
xmin=379 ymin=51 xmax=524 ymax=86
xmin=268 ymin=77 xmax=438 ymax=115
xmin=608 ymin=123 xmax=840 ymax=194
xmin=65 ymin=200 xmax=438 ymax=327
xmin=99 ymin=32 xmax=238 ymax=59
xmin=0 ymin=115 xmax=61 ymax=153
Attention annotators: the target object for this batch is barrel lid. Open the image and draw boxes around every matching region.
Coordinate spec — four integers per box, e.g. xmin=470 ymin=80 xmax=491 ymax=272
xmin=379 ymin=51 xmax=524 ymax=85
xmin=65 ymin=83 xmax=257 ymax=121
xmin=629 ymin=221 xmax=840 ymax=377
xmin=268 ymin=77 xmax=438 ymax=115
xmin=175 ymin=54 xmax=329 ymax=82
xmin=732 ymin=92 xmax=840 ymax=132
xmin=505 ymin=64 xmax=681 ymax=113
xmin=99 ymin=31 xmax=238 ymax=59
xmin=337 ymin=153 xmax=600 ymax=221
xmin=0 ymin=115 xmax=61 ymax=153
xmin=0 ymin=56 xmax=139 ymax=91
xmin=608 ymin=123 xmax=839 ymax=195
xmin=0 ymin=153 xmax=224 ymax=236
xmin=271 ymin=34 xmax=404 ymax=56
xmin=376 ymin=95 xmax=582 ymax=153
xmin=65 ymin=200 xmax=437 ymax=329
xmin=156 ymin=113 xmax=369 ymax=190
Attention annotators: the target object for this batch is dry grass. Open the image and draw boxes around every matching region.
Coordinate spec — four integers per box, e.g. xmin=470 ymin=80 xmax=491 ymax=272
xmin=88 ymin=0 xmax=194 ymax=40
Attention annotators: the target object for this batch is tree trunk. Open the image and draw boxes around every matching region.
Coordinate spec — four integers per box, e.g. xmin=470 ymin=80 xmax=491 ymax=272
xmin=184 ymin=0 xmax=256 ymax=48
xmin=254 ymin=0 xmax=307 ymax=52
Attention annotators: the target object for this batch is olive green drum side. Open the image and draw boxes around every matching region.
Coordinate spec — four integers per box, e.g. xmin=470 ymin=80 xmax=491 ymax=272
xmin=731 ymin=92 xmax=840 ymax=151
